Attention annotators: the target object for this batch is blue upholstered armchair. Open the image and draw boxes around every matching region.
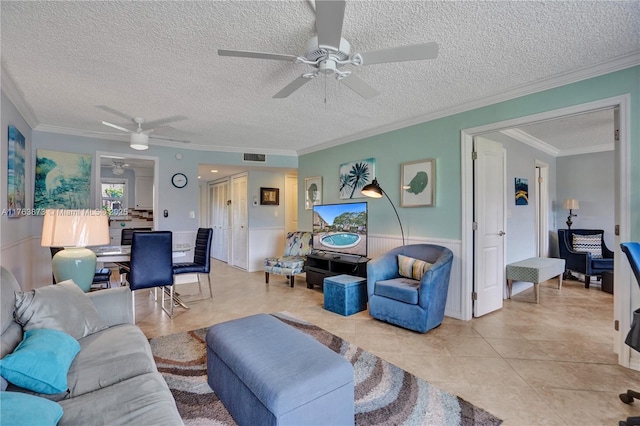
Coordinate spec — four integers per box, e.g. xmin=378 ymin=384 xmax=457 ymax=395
xmin=558 ymin=229 xmax=614 ymax=288
xmin=367 ymin=244 xmax=454 ymax=333
xmin=264 ymin=231 xmax=313 ymax=288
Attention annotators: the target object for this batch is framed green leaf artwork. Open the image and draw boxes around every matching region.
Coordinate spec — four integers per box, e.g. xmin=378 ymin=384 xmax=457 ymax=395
xmin=401 ymin=159 xmax=435 ymax=207
xmin=304 ymin=176 xmax=322 ymax=210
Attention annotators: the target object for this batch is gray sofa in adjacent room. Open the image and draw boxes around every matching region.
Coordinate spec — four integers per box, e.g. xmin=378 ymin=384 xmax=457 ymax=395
xmin=0 ymin=266 xmax=183 ymax=425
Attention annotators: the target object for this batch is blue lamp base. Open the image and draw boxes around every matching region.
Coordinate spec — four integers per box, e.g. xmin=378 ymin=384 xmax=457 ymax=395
xmin=52 ymin=247 xmax=97 ymax=292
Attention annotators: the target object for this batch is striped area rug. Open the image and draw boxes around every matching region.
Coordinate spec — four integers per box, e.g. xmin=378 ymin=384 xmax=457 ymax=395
xmin=149 ymin=312 xmax=502 ymax=426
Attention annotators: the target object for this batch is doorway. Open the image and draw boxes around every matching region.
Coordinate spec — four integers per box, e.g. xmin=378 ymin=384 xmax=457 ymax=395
xmin=461 ymin=95 xmax=632 ymax=368
xmin=209 ymin=178 xmax=230 ymax=262
xmin=95 ymin=151 xmax=159 ymax=236
xmin=230 ymin=173 xmax=248 ymax=270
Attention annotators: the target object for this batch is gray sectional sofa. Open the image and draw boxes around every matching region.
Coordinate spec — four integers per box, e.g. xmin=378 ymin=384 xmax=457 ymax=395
xmin=0 ymin=266 xmax=183 ymax=425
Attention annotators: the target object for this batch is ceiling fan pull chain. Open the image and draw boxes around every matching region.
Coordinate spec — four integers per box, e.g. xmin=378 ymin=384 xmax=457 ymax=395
xmin=324 ymin=74 xmax=327 ymax=108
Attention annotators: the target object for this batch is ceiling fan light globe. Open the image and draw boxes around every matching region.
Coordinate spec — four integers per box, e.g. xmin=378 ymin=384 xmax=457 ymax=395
xmin=319 ymin=59 xmax=338 ymax=75
xmin=130 ymin=132 xmax=149 ymax=150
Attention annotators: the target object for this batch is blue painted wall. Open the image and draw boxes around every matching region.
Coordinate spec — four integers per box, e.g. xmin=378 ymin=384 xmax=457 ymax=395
xmin=298 ymin=66 xmax=639 ymax=243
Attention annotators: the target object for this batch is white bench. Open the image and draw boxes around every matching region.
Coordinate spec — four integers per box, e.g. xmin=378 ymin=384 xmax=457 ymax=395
xmin=506 ymin=257 xmax=565 ymax=303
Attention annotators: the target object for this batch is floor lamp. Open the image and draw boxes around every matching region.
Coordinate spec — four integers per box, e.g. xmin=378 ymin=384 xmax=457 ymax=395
xmin=563 ymin=198 xmax=579 ymax=229
xmin=361 ymin=178 xmax=405 ymax=246
xmin=41 ymin=209 xmax=110 ymax=292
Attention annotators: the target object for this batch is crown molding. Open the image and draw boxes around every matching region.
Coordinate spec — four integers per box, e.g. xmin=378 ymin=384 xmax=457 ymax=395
xmin=1 ymin=64 xmax=39 ymax=129
xmin=35 ymin=124 xmax=298 ymax=157
xmin=297 ymin=52 xmax=640 ymax=155
xmin=557 ymin=143 xmax=614 ymax=157
xmin=499 ymin=128 xmax=560 ymax=157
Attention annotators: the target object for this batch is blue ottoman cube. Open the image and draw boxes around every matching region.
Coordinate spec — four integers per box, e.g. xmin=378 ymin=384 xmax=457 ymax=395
xmin=324 ymin=274 xmax=367 ymax=316
xmin=206 ymin=314 xmax=354 ymax=426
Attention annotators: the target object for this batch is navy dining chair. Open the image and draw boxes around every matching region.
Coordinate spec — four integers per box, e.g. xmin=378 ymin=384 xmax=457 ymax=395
xmin=127 ymin=231 xmax=175 ymax=319
xmin=173 ymin=228 xmax=213 ymax=302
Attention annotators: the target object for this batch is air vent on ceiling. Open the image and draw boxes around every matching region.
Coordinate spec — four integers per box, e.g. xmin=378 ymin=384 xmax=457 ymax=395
xmin=243 ymin=153 xmax=266 ymax=162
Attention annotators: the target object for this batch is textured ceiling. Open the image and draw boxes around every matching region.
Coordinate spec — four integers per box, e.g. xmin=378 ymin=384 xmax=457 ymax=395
xmin=1 ymin=1 xmax=638 ymax=156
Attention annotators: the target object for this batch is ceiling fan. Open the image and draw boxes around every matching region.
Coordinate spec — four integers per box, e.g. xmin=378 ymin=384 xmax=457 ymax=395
xmin=97 ymin=105 xmax=190 ymax=150
xmin=218 ymin=0 xmax=438 ymax=99
xmin=111 ymin=161 xmax=129 ymax=176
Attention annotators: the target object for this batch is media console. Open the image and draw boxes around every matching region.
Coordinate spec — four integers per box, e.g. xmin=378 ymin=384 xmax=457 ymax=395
xmin=305 ymin=252 xmax=369 ymax=289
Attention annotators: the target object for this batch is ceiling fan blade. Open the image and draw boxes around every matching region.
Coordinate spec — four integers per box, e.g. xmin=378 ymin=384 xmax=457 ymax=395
xmin=218 ymin=49 xmax=298 ymax=62
xmin=357 ymin=42 xmax=439 ymax=66
xmin=143 ymin=115 xmax=188 ymax=130
xmin=315 ymin=0 xmax=345 ymax=49
xmin=273 ymin=76 xmax=312 ymax=98
xmin=305 ymin=0 xmax=316 ymax=14
xmin=339 ymin=74 xmax=379 ymax=99
xmin=96 ymin=105 xmax=133 ymax=121
xmin=102 ymin=121 xmax=133 ymax=133
xmin=149 ymin=134 xmax=190 ymax=144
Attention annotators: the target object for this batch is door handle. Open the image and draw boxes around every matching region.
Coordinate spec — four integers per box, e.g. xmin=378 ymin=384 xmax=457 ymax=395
xmin=498 ymin=231 xmax=506 ymax=236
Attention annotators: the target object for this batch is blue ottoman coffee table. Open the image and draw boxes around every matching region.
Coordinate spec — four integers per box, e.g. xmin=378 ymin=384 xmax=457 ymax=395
xmin=206 ymin=314 xmax=354 ymax=426
xmin=324 ymin=274 xmax=367 ymax=316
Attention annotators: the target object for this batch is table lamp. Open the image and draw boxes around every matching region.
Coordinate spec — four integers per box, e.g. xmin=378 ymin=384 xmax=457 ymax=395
xmin=41 ymin=209 xmax=110 ymax=292
xmin=563 ymin=198 xmax=579 ymax=229
xmin=361 ymin=178 xmax=405 ymax=246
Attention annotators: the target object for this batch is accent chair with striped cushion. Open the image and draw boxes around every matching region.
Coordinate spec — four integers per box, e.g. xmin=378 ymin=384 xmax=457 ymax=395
xmin=366 ymin=244 xmax=453 ymax=333
xmin=558 ymin=229 xmax=614 ymax=288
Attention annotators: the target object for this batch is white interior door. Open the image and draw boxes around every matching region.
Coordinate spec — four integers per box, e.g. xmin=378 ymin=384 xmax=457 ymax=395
xmin=209 ymin=180 xmax=230 ymax=262
xmin=473 ymin=136 xmax=507 ymax=317
xmin=285 ymin=175 xmax=298 ymax=233
xmin=231 ymin=174 xmax=248 ymax=270
xmin=535 ymin=162 xmax=549 ymax=257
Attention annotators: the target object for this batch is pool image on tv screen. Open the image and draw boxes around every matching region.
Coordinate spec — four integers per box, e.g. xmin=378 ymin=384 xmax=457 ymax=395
xmin=312 ymin=202 xmax=367 ymax=257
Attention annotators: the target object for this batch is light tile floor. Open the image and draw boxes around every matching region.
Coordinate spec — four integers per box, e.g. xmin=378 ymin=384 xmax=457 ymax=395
xmin=134 ymin=260 xmax=640 ymax=425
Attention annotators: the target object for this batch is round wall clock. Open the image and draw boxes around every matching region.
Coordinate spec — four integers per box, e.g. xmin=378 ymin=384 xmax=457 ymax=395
xmin=171 ymin=173 xmax=188 ymax=188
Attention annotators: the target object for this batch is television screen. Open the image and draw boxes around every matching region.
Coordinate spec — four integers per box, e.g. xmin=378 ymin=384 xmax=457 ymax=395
xmin=312 ymin=202 xmax=367 ymax=257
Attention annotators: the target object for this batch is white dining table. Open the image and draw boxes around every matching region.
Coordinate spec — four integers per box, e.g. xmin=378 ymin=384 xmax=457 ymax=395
xmin=92 ymin=243 xmax=192 ymax=262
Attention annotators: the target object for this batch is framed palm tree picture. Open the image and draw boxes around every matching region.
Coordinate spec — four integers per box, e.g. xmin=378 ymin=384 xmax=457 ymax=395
xmin=339 ymin=158 xmax=375 ymax=199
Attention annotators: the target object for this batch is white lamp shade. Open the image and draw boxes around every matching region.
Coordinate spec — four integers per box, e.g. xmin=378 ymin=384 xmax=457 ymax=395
xmin=130 ymin=132 xmax=149 ymax=150
xmin=41 ymin=209 xmax=110 ymax=247
xmin=563 ymin=198 xmax=580 ymax=210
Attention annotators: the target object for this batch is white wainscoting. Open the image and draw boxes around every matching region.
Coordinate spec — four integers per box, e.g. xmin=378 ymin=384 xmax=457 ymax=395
xmin=248 ymin=227 xmax=285 ymax=273
xmin=2 ymin=231 xmax=200 ymax=289
xmin=4 ymin=232 xmax=466 ymax=320
xmin=1 ymin=237 xmax=52 ymax=291
xmin=367 ymin=234 xmax=464 ymax=320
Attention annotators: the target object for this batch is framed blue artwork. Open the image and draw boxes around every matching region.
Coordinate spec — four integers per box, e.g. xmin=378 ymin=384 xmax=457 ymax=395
xmin=515 ymin=177 xmax=529 ymax=205
xmin=35 ymin=149 xmax=92 ymax=209
xmin=7 ymin=125 xmax=26 ymax=217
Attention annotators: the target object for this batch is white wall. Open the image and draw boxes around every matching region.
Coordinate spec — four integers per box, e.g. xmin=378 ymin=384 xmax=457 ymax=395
xmin=556 ymin=151 xmax=615 ymax=248
xmin=0 ymin=91 xmax=35 ymax=288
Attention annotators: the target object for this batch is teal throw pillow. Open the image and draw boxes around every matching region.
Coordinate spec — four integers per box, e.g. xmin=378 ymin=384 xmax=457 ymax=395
xmin=0 ymin=391 xmax=63 ymax=425
xmin=0 ymin=328 xmax=80 ymax=394
xmin=398 ymin=254 xmax=433 ymax=281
